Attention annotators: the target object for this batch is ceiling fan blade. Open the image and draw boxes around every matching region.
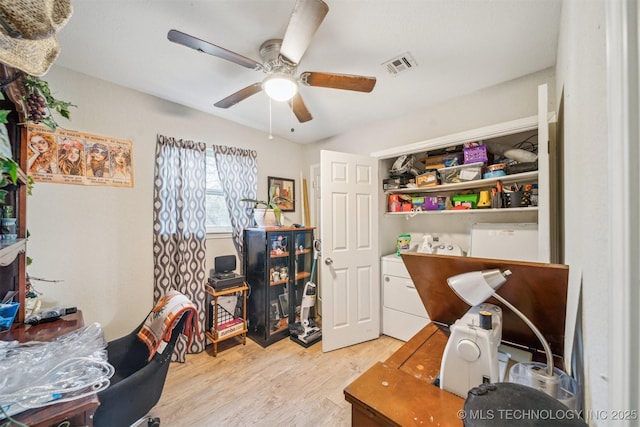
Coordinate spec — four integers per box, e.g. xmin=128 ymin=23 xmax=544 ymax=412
xmin=289 ymin=93 xmax=313 ymax=123
xmin=168 ymin=29 xmax=263 ymax=71
xmin=279 ymin=0 xmax=329 ymax=65
xmin=214 ymin=83 xmax=263 ymax=108
xmin=300 ymin=71 xmax=377 ymax=92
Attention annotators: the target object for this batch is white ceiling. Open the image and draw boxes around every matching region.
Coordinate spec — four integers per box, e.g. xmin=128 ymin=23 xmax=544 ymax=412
xmin=55 ymin=0 xmax=561 ymax=144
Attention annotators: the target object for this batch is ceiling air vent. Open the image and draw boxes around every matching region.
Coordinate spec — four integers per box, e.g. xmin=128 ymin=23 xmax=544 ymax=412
xmin=382 ymin=52 xmax=417 ymax=77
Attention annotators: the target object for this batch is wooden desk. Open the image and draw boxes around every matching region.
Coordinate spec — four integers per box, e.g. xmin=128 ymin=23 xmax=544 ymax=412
xmin=344 ymin=323 xmax=464 ymax=426
xmin=0 ymin=311 xmax=101 ymax=427
xmin=345 ymin=255 xmax=571 ymax=426
xmin=12 ymin=395 xmax=100 ymax=427
xmin=1 ymin=310 xmax=85 ymax=343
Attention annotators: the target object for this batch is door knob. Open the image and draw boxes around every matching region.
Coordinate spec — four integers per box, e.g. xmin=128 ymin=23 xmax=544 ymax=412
xmin=325 ymin=258 xmax=333 ymax=265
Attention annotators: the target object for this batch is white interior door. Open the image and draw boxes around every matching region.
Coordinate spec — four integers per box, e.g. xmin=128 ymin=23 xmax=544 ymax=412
xmin=320 ymin=150 xmax=379 ymax=352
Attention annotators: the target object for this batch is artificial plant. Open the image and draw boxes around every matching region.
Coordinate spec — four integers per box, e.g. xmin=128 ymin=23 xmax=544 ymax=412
xmin=242 ymin=183 xmax=292 ymax=226
xmin=241 ymin=196 xmax=284 ymax=226
xmin=22 ymin=74 xmax=75 ymax=131
xmin=0 ymin=90 xmax=19 ymax=204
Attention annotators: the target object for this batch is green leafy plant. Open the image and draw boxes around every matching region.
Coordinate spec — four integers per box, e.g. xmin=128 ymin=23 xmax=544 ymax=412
xmin=0 ymin=91 xmax=19 ymax=204
xmin=242 ymin=183 xmax=292 ymax=226
xmin=0 ymin=161 xmax=18 ymax=204
xmin=241 ymin=196 xmax=283 ymax=226
xmin=22 ymin=74 xmax=76 ymax=131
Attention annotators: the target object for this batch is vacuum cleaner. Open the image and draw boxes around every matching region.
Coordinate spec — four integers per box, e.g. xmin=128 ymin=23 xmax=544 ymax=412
xmin=290 ymin=239 xmax=322 ymax=347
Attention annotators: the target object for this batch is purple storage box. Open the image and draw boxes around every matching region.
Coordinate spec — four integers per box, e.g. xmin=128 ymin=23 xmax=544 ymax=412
xmin=424 ymin=196 xmax=444 ymax=211
xmin=463 ymin=144 xmax=488 ymax=164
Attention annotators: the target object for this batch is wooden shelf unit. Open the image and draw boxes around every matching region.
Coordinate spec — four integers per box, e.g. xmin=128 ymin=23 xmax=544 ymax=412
xmin=0 ymin=65 xmax=29 ymax=323
xmin=204 ymin=282 xmax=248 ymax=357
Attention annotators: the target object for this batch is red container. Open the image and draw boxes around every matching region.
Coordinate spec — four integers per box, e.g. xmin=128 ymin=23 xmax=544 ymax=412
xmin=388 ymin=194 xmax=400 ymax=212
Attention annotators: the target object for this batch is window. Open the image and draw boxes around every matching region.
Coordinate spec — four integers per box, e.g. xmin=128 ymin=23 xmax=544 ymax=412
xmin=206 ymin=148 xmax=232 ymax=233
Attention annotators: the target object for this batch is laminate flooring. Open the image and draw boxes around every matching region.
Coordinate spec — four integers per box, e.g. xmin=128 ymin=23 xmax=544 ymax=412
xmin=151 ymin=333 xmax=403 ymax=427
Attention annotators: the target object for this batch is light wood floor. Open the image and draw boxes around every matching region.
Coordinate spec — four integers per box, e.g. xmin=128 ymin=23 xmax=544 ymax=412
xmin=151 ymin=333 xmax=403 ymax=426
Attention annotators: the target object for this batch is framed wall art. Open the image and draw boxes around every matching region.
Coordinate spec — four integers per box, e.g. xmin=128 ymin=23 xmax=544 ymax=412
xmin=268 ymin=176 xmax=295 ymax=212
xmin=26 ymin=124 xmax=134 ymax=188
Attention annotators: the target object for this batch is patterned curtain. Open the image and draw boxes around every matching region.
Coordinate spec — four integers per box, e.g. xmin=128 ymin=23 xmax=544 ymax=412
xmin=153 ymin=134 xmax=207 ymax=362
xmin=212 ymin=144 xmax=258 ymax=267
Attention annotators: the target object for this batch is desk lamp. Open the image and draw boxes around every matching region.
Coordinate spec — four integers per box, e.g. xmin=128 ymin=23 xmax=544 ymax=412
xmin=446 ymin=269 xmax=558 ymax=396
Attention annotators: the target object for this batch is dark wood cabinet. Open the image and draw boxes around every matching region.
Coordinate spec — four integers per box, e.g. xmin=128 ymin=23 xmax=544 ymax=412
xmin=243 ymin=226 xmax=315 ymax=347
xmin=0 ymin=65 xmax=29 ymax=325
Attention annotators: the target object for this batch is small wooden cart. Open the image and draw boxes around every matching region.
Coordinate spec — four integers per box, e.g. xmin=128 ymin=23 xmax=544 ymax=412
xmin=204 ymin=282 xmax=248 ymax=356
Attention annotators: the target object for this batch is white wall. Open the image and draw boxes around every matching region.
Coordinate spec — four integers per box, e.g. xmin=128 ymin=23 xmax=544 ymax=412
xmin=27 ymin=66 xmax=304 ymax=340
xmin=555 ymin=0 xmax=609 ymax=419
xmin=302 ymin=68 xmax=554 ymax=163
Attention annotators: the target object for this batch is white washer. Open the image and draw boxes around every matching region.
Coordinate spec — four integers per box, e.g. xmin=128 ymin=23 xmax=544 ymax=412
xmin=381 ymin=254 xmax=430 ymax=341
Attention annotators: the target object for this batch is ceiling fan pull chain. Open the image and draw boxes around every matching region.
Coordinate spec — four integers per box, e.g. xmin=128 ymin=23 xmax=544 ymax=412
xmin=268 ymin=98 xmax=274 ymax=140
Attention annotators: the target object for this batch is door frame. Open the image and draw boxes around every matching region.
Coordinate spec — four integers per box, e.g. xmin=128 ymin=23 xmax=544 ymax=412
xmin=606 ymin=0 xmax=639 ymax=417
xmin=310 ymin=163 xmax=322 ymax=313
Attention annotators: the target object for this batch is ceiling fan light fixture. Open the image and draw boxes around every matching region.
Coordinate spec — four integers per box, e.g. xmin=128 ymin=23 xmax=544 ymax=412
xmin=263 ymin=73 xmax=298 ymax=102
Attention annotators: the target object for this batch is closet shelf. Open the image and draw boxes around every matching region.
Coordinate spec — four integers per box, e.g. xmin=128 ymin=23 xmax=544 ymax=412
xmin=385 ymin=206 xmax=538 ymax=217
xmin=385 ymin=170 xmax=538 ymax=195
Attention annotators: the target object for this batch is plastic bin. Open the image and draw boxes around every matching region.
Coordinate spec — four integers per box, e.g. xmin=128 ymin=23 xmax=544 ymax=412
xmin=437 ymin=162 xmax=483 ymax=184
xmin=509 ymin=361 xmax=580 ymax=410
xmin=0 ymin=302 xmax=19 ymax=331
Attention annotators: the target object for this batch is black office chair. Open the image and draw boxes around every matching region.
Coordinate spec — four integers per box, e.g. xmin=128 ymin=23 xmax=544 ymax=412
xmin=93 ymin=313 xmax=188 ymax=427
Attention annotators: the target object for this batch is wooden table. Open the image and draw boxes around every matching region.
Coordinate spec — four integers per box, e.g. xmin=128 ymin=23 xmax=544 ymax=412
xmin=0 ymin=311 xmax=101 ymax=427
xmin=2 ymin=310 xmax=85 ymax=343
xmin=344 ymin=254 xmax=571 ymax=426
xmin=344 ymin=323 xmax=464 ymax=426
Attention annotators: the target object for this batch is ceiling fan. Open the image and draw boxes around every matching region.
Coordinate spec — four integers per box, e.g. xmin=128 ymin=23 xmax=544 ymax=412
xmin=167 ymin=0 xmax=376 ymax=123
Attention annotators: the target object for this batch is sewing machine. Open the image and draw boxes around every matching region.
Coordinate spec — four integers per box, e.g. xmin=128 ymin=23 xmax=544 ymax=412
xmin=439 ymin=303 xmax=502 ymax=397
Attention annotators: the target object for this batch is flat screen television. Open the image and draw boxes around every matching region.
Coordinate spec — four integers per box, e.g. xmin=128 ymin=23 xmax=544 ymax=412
xmin=214 ymin=255 xmax=236 ymax=274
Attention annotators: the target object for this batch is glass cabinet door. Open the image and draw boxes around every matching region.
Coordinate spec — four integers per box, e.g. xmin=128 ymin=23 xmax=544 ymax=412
xmin=290 ymin=230 xmax=315 ymax=324
xmin=267 ymin=231 xmax=290 ymax=337
xmin=244 ymin=227 xmax=316 ymax=347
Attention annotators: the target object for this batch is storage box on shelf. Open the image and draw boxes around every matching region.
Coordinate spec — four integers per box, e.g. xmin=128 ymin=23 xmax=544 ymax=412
xmin=462 ymin=143 xmax=489 ymax=164
xmin=437 ymin=161 xmax=484 ymax=184
xmin=419 ymin=151 xmax=463 ymax=170
xmin=415 ymin=170 xmax=438 ymax=188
